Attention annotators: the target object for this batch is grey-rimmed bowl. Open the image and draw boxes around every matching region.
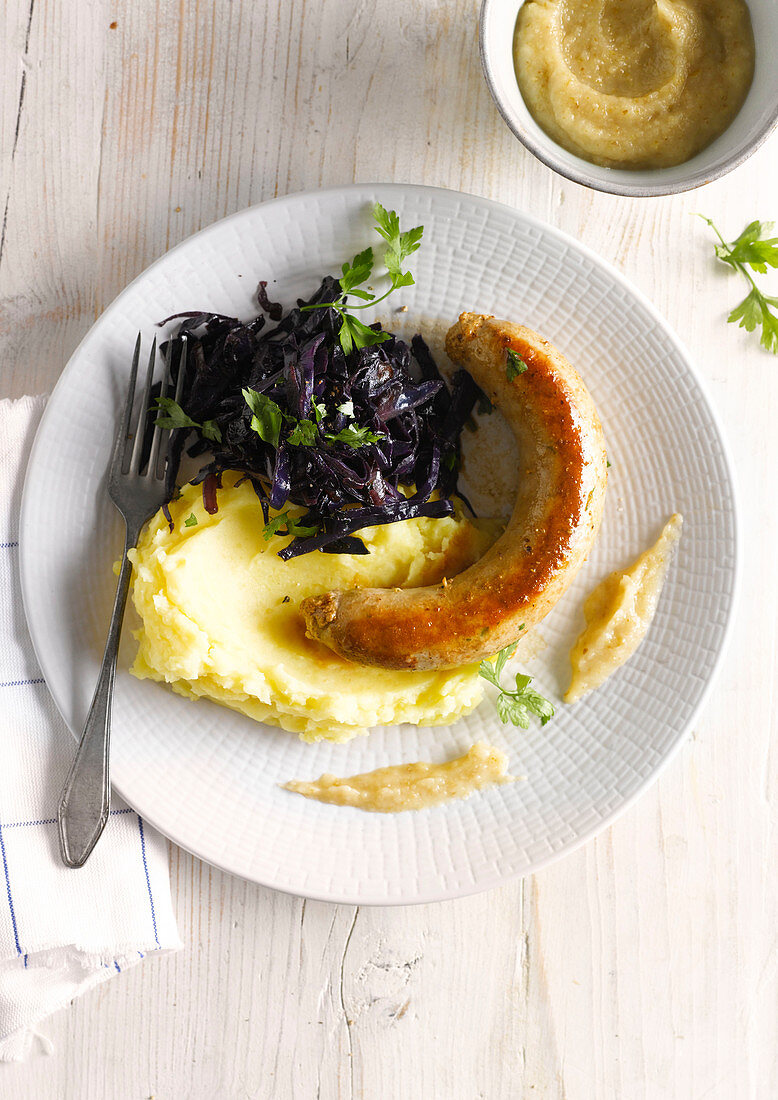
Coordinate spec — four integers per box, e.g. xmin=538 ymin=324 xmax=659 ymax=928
xmin=479 ymin=0 xmax=778 ymax=197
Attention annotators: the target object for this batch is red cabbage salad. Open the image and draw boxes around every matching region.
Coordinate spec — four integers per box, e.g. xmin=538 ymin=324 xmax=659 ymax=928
xmin=153 ymin=203 xmax=485 ymax=559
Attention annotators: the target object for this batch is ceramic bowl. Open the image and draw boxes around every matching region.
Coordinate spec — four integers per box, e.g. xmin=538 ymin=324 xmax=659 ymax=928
xmin=479 ymin=0 xmax=778 ymax=196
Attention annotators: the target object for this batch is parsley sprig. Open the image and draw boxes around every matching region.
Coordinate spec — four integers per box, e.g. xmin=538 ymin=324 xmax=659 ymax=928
xmin=700 ymin=216 xmax=778 ymax=354
xmin=301 ymin=203 xmax=423 ymax=354
xmin=153 ymin=397 xmax=222 ymax=442
xmin=479 ymin=642 xmax=555 ymax=729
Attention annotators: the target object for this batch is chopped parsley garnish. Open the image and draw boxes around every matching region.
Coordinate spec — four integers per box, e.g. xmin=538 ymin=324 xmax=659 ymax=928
xmin=183 ymin=513 xmax=198 ymax=527
xmin=286 ymin=418 xmax=319 ymax=447
xmin=301 ymin=203 xmax=423 ymax=354
xmin=325 ymin=424 xmax=383 ymax=448
xmin=243 ymin=389 xmax=382 ymax=450
xmin=506 ymin=349 xmax=528 ymax=380
xmin=700 ymin=215 xmax=778 ymax=354
xmin=479 ymin=642 xmax=555 ymax=729
xmin=262 ymin=512 xmax=319 ymax=541
xmin=153 ymin=397 xmax=222 ymax=442
xmin=242 ymin=388 xmax=283 ymax=448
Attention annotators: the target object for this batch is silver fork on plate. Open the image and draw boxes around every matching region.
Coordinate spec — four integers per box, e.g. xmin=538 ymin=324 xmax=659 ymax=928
xmin=57 ymin=334 xmax=188 ymax=867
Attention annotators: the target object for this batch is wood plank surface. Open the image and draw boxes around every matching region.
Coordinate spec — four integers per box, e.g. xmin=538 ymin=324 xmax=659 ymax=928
xmin=2 ymin=0 xmax=777 ymax=1097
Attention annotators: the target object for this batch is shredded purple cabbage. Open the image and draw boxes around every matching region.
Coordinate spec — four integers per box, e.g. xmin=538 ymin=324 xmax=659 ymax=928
xmin=159 ymin=277 xmax=482 ymax=556
xmin=256 ymin=281 xmax=283 ymax=322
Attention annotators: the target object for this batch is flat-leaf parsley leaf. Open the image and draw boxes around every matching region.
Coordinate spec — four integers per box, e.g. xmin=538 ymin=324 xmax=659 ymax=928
xmin=243 ymin=387 xmax=284 ymax=448
xmin=479 ymin=642 xmax=554 ymax=729
xmin=262 ymin=512 xmax=319 ymax=541
xmin=153 ymin=396 xmax=222 ymax=443
xmin=242 ymin=389 xmax=383 ymax=450
xmin=301 ymin=203 xmax=423 ymax=354
xmin=700 ymin=215 xmax=778 ymax=354
xmin=286 ymin=419 xmax=320 ymax=447
xmin=506 ymin=349 xmax=528 ymax=380
xmin=325 ymin=424 xmax=383 ymax=448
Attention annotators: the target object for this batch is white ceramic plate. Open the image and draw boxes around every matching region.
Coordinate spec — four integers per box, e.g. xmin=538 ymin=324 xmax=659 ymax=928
xmin=20 ymin=185 xmax=737 ymax=904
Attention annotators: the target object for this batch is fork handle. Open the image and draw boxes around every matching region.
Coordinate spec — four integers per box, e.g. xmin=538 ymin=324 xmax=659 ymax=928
xmin=57 ymin=523 xmax=140 ymax=868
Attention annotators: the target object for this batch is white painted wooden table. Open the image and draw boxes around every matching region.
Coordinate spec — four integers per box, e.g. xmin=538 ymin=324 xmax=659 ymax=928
xmin=2 ymin=2 xmax=777 ymax=1096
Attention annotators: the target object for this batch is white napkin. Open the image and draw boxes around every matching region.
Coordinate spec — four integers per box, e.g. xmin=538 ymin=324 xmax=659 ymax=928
xmin=0 ymin=396 xmax=181 ymax=1061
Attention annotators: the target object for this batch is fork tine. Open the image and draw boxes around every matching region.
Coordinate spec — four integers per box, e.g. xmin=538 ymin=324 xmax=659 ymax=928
xmin=147 ymin=340 xmax=174 ymax=478
xmin=128 ymin=338 xmax=157 ymax=475
xmin=111 ymin=334 xmax=141 ymax=477
xmin=160 ymin=334 xmax=189 ymax=480
xmin=172 ymin=334 xmax=188 ymax=406
xmin=158 ymin=335 xmax=189 ymax=487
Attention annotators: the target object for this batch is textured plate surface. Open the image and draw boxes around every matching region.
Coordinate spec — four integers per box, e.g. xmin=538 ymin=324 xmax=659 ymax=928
xmin=19 ymin=185 xmax=737 ymax=904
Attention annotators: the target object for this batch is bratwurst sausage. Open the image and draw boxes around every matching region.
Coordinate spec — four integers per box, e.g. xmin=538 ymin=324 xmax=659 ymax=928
xmin=301 ymin=313 xmax=607 ymax=670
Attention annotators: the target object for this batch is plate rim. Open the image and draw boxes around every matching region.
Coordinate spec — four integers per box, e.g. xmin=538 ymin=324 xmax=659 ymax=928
xmin=19 ymin=182 xmax=740 ymax=903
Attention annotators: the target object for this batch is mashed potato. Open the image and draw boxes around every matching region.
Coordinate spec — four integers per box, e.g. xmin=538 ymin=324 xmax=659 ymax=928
xmin=128 ymin=473 xmax=500 ymax=742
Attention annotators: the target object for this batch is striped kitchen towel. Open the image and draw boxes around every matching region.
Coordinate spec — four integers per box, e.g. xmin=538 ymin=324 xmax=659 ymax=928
xmin=0 ymin=396 xmax=181 ymax=1061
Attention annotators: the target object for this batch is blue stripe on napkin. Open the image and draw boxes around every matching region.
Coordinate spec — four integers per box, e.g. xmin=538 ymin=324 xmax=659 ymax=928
xmin=0 ymin=824 xmax=21 ymax=956
xmin=137 ymin=817 xmax=161 ymax=948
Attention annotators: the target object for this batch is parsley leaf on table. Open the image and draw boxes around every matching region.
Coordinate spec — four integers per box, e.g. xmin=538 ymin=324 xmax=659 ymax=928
xmin=713 ymin=219 xmax=778 ymax=274
xmin=479 ymin=641 xmax=554 ymax=730
xmin=727 ymin=288 xmax=778 ymax=354
xmin=700 ymin=215 xmax=778 ymax=354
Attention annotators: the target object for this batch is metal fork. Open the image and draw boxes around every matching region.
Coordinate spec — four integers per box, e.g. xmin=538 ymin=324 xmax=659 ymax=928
xmin=57 ymin=334 xmax=188 ymax=868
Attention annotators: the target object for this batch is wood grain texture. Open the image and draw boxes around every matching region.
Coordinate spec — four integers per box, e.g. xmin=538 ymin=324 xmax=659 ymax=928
xmin=2 ymin=0 xmax=778 ymax=1096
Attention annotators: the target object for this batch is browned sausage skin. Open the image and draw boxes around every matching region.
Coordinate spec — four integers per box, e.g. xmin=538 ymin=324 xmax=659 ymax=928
xmin=301 ymin=313 xmax=607 ymax=670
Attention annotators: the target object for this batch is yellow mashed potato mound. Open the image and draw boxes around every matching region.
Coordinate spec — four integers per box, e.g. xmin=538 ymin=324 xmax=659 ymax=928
xmin=128 ymin=473 xmax=499 ymax=742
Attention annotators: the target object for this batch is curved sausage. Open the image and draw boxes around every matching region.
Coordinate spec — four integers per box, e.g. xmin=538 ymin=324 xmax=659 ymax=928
xmin=301 ymin=313 xmax=607 ymax=670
